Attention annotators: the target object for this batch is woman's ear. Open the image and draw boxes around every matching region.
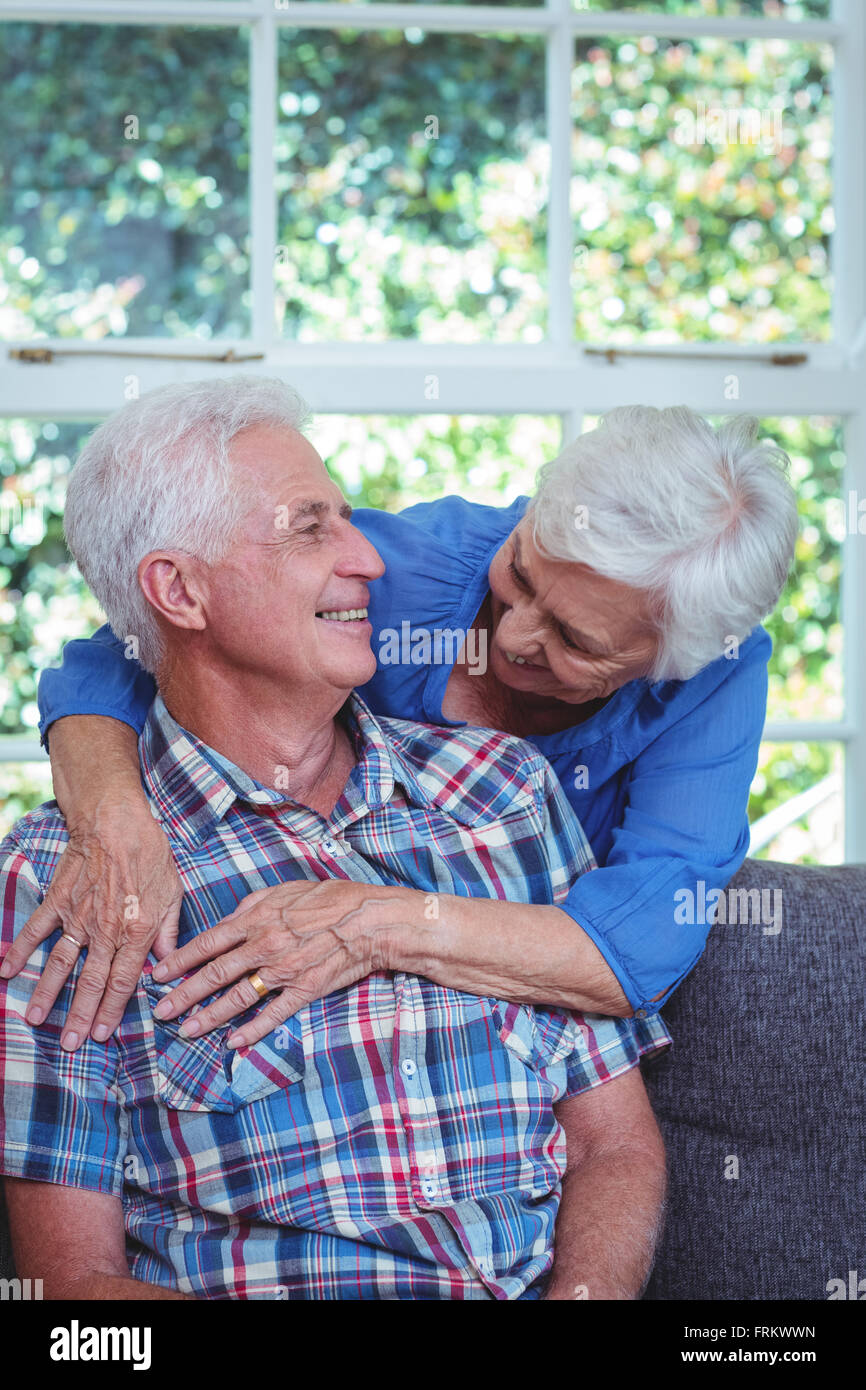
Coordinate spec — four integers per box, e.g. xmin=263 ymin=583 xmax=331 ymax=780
xmin=137 ymin=551 xmax=208 ymax=634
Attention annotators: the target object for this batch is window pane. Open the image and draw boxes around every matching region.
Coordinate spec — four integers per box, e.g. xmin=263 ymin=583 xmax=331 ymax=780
xmin=0 ymin=763 xmax=53 ymax=840
xmin=276 ymin=30 xmax=547 ymax=341
xmin=313 ymin=415 xmax=562 ymax=511
xmin=761 ymin=415 xmax=842 ymax=724
xmin=1 ymin=421 xmax=104 ymax=739
xmin=572 ymin=35 xmax=832 ymax=342
xmin=574 ymin=1 xmax=830 ymax=16
xmin=0 ymin=24 xmax=250 ymax=340
xmin=749 ymin=740 xmax=843 ymax=865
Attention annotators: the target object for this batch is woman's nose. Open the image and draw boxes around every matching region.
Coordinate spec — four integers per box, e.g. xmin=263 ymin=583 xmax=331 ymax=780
xmin=500 ymin=605 xmax=544 ymax=650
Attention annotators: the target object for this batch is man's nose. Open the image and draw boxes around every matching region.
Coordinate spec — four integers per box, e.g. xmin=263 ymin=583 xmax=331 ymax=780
xmin=336 ymin=524 xmax=386 ymax=581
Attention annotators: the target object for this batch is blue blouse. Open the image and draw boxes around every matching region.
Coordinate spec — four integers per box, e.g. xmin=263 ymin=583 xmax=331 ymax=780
xmin=37 ymin=494 xmax=770 ymax=1016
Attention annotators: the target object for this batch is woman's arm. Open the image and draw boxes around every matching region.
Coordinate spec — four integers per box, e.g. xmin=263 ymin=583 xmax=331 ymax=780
xmin=559 ymin=635 xmax=769 ymax=1014
xmin=2 ymin=629 xmax=178 ymax=1048
xmin=37 ymin=622 xmax=157 ymax=747
xmin=0 ymin=712 xmax=182 ymax=1048
xmin=144 ymin=880 xmax=629 ymax=1048
xmin=146 ymin=644 xmax=767 ymax=1039
xmin=146 ymin=753 xmax=632 ymax=1045
xmin=392 ymin=890 xmax=631 ymax=1013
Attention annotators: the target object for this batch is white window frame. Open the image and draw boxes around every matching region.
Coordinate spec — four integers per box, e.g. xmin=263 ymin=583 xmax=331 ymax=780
xmin=1 ymin=0 xmax=864 ymax=860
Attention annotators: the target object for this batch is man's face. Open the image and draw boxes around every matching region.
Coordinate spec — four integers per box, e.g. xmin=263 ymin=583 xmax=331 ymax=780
xmin=486 ymin=520 xmax=659 ymax=704
xmin=200 ymin=425 xmax=384 ymax=698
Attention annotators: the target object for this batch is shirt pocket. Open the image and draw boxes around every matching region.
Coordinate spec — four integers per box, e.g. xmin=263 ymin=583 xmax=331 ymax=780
xmin=141 ymin=973 xmax=306 ymax=1114
xmin=486 ymin=997 xmax=580 ymax=1074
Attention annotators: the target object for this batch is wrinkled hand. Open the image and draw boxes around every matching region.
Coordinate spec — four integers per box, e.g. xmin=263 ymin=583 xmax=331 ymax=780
xmin=0 ymin=799 xmax=183 ymax=1050
xmin=150 ymin=877 xmax=417 ymax=1049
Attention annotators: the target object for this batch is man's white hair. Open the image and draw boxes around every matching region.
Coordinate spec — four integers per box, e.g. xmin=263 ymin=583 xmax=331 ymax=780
xmin=528 ymin=405 xmax=799 ymax=681
xmin=64 ymin=375 xmax=311 ymax=674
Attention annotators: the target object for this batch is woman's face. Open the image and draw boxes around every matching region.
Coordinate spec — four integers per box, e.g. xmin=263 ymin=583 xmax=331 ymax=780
xmin=486 ymin=521 xmax=660 ymax=705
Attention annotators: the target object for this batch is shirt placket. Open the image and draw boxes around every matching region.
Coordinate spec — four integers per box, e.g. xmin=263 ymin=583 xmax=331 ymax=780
xmin=392 ymin=973 xmax=503 ymax=1297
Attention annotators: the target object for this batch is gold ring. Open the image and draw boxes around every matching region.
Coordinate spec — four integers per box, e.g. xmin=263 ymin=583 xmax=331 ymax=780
xmin=248 ymin=971 xmax=268 ymax=999
xmin=61 ymin=930 xmax=87 ymax=951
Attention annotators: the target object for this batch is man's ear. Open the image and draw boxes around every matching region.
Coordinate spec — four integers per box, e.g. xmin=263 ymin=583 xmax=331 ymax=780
xmin=138 ymin=551 xmax=208 ymax=634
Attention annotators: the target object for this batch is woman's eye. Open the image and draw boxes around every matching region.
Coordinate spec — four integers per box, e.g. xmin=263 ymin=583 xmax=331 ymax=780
xmin=558 ymin=625 xmax=584 ymax=653
xmin=508 ymin=560 xmax=528 ymax=589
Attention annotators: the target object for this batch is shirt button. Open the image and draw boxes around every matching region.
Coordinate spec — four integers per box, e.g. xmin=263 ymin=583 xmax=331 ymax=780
xmin=635 ymin=1009 xmax=648 ymax=1020
xmin=420 ymin=1179 xmax=438 ymax=1198
xmin=400 ymin=1059 xmax=418 ymax=1078
xmin=319 ymin=837 xmax=339 ymax=856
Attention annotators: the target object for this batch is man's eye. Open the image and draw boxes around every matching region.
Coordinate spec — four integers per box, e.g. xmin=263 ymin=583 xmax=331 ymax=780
xmin=558 ymin=624 xmax=586 ymax=654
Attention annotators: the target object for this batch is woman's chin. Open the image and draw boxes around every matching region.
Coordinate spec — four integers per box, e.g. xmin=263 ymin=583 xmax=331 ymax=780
xmin=498 ymin=664 xmax=597 ymax=705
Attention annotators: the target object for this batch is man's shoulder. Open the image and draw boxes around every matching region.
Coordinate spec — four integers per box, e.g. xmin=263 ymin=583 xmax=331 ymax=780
xmin=1 ymin=800 xmax=69 ymax=886
xmin=378 ymin=712 xmax=551 ymax=825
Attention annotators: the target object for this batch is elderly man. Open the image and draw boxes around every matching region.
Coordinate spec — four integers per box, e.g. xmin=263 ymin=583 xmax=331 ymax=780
xmin=0 ymin=377 xmax=670 ymax=1300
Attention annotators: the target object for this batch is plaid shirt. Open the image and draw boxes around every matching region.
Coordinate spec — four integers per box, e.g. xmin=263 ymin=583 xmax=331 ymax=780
xmin=0 ymin=693 xmax=671 ymax=1300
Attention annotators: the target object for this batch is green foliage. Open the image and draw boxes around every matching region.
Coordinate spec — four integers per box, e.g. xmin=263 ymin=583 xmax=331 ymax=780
xmin=276 ymin=28 xmax=547 ymax=341
xmin=750 ymin=741 xmax=842 ymax=865
xmin=570 ymin=34 xmax=832 ymax=341
xmin=0 ymin=9 xmax=843 ymax=856
xmin=760 ymin=415 xmax=842 ymax=726
xmin=313 ymin=414 xmax=561 ymax=512
xmin=0 ymin=24 xmax=250 ymax=338
xmin=0 ymin=421 xmax=104 ymax=741
xmin=0 ymin=17 xmax=832 ymax=343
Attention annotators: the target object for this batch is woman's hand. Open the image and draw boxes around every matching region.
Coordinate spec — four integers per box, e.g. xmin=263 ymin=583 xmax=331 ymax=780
xmin=150 ymin=878 xmax=420 ymax=1049
xmin=149 ymin=875 xmax=630 ymax=1048
xmin=0 ymin=796 xmax=183 ymax=1050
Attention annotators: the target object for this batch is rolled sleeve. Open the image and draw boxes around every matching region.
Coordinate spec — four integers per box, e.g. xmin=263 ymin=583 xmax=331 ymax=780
xmin=561 ymin=1011 xmax=672 ymax=1099
xmin=560 ymin=633 xmax=769 ymax=1014
xmin=0 ymin=841 xmax=127 ymax=1194
xmin=37 ymin=624 xmax=157 ymax=748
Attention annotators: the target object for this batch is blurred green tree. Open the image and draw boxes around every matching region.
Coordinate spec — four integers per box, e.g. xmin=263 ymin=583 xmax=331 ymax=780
xmin=0 ymin=7 xmax=844 ymax=859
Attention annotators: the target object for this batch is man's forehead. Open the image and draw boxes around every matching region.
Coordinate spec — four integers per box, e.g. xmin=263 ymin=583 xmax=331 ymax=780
xmin=230 ymin=423 xmax=324 ymax=476
xmin=230 ymin=427 xmax=339 ymax=500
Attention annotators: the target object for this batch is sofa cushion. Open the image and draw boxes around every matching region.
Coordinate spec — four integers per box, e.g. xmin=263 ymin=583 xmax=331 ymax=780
xmin=643 ymin=857 xmax=866 ymax=1300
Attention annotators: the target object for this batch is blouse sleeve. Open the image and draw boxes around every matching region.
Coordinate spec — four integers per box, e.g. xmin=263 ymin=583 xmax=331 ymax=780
xmin=37 ymin=623 xmax=157 ymax=748
xmin=559 ymin=631 xmax=770 ymax=1016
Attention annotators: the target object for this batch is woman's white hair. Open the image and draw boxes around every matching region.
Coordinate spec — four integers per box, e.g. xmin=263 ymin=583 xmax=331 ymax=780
xmin=64 ymin=375 xmax=311 ymax=674
xmin=528 ymin=405 xmax=799 ymax=682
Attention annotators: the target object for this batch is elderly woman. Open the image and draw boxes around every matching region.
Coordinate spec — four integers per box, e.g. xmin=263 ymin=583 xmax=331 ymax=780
xmin=2 ymin=394 xmax=798 ymax=1052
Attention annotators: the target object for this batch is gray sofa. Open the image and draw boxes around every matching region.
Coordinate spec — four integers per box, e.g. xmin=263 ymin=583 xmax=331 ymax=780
xmin=644 ymin=855 xmax=865 ymax=1300
xmin=1 ymin=856 xmax=863 ymax=1299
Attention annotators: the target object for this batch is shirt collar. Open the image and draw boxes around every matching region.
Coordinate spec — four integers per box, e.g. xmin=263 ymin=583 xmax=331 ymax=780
xmin=139 ymin=690 xmax=430 ymax=851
